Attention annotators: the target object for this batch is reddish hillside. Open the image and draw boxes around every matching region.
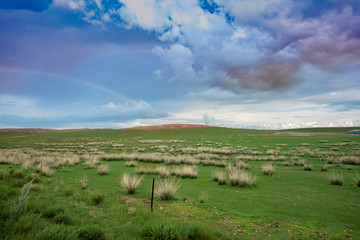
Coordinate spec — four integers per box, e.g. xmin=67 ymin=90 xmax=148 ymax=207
xmin=130 ymin=124 xmax=211 ymax=131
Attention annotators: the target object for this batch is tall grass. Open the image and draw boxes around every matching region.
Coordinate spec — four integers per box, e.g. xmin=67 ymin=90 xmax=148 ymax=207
xmin=97 ymin=164 xmax=110 ymax=175
xmin=156 ymin=166 xmax=171 ymax=178
xmin=9 ymin=178 xmax=36 ymax=220
xmin=80 ymin=176 xmax=88 ymax=190
xmin=262 ymin=163 xmax=274 ymax=176
xmin=118 ymin=174 xmax=143 ymax=194
xmin=212 ymin=170 xmax=227 ymax=185
xmin=226 ymin=166 xmax=257 ymax=187
xmin=235 ymin=161 xmax=249 ymax=170
xmin=328 ymin=172 xmax=343 ymax=186
xmin=155 ymin=178 xmax=180 ymax=200
xmin=173 ymin=166 xmax=198 ymax=179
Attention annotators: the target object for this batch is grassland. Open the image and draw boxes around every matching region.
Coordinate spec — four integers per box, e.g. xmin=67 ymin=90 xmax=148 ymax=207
xmin=0 ymin=126 xmax=359 ymax=239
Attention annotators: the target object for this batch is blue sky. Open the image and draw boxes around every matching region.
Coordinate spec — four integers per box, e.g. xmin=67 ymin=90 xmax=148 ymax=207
xmin=0 ymin=0 xmax=359 ymax=129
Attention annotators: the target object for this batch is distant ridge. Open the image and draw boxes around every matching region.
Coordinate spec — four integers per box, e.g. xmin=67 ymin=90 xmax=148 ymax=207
xmin=129 ymin=124 xmax=211 ymax=131
xmin=0 ymin=128 xmax=96 ymax=133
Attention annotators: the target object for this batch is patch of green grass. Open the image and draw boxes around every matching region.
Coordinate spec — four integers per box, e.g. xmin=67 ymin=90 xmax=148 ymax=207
xmin=0 ymin=127 xmax=359 ymax=239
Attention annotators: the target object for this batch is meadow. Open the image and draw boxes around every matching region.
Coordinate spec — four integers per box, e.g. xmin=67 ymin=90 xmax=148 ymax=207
xmin=0 ymin=126 xmax=359 ymax=239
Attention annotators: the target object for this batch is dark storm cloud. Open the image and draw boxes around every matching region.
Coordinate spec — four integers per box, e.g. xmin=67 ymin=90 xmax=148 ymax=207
xmin=227 ymin=59 xmax=301 ymax=90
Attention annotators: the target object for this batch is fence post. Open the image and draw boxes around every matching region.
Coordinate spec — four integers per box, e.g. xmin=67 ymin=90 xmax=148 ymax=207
xmin=151 ymin=178 xmax=155 ymax=212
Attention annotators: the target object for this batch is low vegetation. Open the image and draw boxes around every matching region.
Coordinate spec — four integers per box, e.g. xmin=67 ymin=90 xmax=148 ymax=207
xmin=155 ymin=177 xmax=180 ymax=200
xmin=119 ymin=173 xmax=143 ymax=194
xmin=0 ymin=126 xmax=359 ymax=239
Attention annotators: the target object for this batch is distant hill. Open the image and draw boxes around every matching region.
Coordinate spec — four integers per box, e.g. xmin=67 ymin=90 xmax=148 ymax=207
xmin=129 ymin=124 xmax=212 ymax=131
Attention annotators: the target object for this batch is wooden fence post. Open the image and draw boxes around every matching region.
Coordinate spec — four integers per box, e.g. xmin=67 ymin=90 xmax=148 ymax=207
xmin=151 ymin=178 xmax=155 ymax=212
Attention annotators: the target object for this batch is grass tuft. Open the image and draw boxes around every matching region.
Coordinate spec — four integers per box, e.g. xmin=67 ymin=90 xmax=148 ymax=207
xmin=262 ymin=163 xmax=274 ymax=176
xmin=328 ymin=172 xmax=343 ymax=186
xmin=155 ymin=177 xmax=180 ymax=200
xmin=97 ymin=164 xmax=110 ymax=175
xmin=118 ymin=173 xmax=143 ymax=194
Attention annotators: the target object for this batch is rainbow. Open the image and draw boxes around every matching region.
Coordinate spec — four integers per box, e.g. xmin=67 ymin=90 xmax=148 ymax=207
xmin=0 ymin=67 xmax=136 ymax=104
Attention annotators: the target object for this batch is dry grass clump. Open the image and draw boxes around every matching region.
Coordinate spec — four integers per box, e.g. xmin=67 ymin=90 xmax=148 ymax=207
xmin=135 ymin=165 xmax=150 ymax=175
xmin=155 ymin=177 xmax=180 ymax=200
xmin=235 ymin=161 xmax=249 ymax=170
xmin=226 ymin=166 xmax=257 ymax=187
xmin=125 ymin=161 xmax=137 ymax=167
xmin=199 ymin=192 xmax=208 ymax=203
xmin=304 ymin=163 xmax=312 ymax=171
xmin=37 ymin=164 xmax=55 ymax=176
xmin=212 ymin=170 xmax=227 ymax=185
xmin=201 ymin=159 xmax=226 ymax=167
xmin=83 ymin=155 xmax=100 ymax=168
xmin=262 ymin=163 xmax=274 ymax=176
xmin=298 ymin=159 xmax=306 ymax=166
xmin=328 ymin=172 xmax=343 ymax=186
xmin=156 ymin=166 xmax=171 ymax=178
xmin=321 ymin=164 xmax=328 ymax=172
xmin=118 ymin=173 xmax=143 ymax=194
xmin=97 ymin=164 xmax=110 ymax=175
xmin=80 ymin=176 xmax=88 ymax=189
xmin=21 ymin=160 xmax=33 ymax=170
xmin=174 ymin=166 xmax=198 ymax=179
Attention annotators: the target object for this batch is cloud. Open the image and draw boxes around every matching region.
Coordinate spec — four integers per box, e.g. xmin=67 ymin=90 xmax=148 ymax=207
xmin=153 ymin=44 xmax=196 ymax=82
xmin=53 ymin=0 xmax=85 ymax=10
xmin=203 ymin=113 xmax=216 ymax=126
xmin=227 ymin=59 xmax=301 ymax=90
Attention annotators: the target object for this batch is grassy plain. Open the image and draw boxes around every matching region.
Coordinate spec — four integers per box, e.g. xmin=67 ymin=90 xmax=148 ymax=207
xmin=0 ymin=126 xmax=359 ymax=239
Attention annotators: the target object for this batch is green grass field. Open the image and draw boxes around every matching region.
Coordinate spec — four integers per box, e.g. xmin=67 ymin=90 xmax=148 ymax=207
xmin=0 ymin=126 xmax=359 ymax=239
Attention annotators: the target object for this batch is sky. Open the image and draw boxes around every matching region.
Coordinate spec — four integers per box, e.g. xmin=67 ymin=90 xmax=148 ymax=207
xmin=0 ymin=0 xmax=360 ymax=129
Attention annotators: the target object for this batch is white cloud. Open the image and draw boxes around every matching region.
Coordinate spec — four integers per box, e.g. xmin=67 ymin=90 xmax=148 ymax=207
xmin=118 ymin=0 xmax=170 ymax=30
xmin=153 ymin=44 xmax=196 ymax=82
xmin=203 ymin=113 xmax=217 ymax=126
xmin=0 ymin=94 xmax=35 ymax=107
xmin=53 ymin=0 xmax=86 ymax=10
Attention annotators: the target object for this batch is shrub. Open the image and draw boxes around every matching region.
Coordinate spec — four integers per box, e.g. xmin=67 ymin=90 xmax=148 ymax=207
xmin=155 ymin=178 xmax=180 ymax=200
xmin=118 ymin=173 xmax=143 ymax=194
xmin=97 ymin=164 xmax=110 ymax=175
xmin=328 ymin=172 xmax=343 ymax=185
xmin=262 ymin=163 xmax=274 ymax=176
xmin=78 ymin=225 xmax=105 ymax=240
xmin=91 ymin=193 xmax=104 ymax=205
xmin=141 ymin=223 xmax=179 ymax=240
